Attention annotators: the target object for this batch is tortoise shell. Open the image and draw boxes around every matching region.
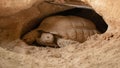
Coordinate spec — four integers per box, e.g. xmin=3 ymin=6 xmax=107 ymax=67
xmin=37 ymin=16 xmax=99 ymax=43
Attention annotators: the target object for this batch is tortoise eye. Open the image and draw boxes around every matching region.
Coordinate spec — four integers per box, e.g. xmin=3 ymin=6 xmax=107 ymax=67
xmin=45 ymin=34 xmax=53 ymax=39
xmin=47 ymin=36 xmax=50 ymax=39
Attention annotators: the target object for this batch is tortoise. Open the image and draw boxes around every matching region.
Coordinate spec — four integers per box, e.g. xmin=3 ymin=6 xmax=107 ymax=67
xmin=22 ymin=16 xmax=100 ymax=47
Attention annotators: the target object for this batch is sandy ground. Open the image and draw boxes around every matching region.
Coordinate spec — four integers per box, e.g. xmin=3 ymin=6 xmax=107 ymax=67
xmin=0 ymin=0 xmax=120 ymax=68
xmin=0 ymin=33 xmax=120 ymax=68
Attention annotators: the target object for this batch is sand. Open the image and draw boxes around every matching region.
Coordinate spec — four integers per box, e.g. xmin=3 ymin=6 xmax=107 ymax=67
xmin=0 ymin=0 xmax=120 ymax=68
xmin=0 ymin=33 xmax=120 ymax=68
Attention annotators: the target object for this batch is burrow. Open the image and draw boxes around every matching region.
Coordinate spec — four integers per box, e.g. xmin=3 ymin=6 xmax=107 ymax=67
xmin=21 ymin=8 xmax=108 ymax=47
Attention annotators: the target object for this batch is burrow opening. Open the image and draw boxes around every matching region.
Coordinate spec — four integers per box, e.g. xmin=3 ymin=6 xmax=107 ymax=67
xmin=21 ymin=8 xmax=108 ymax=48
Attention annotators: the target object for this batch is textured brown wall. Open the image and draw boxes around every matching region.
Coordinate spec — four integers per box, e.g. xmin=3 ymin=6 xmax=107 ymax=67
xmin=0 ymin=0 xmax=72 ymax=43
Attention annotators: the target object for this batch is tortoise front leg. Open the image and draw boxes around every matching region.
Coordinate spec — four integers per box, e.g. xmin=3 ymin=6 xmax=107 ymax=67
xmin=22 ymin=29 xmax=40 ymax=45
xmin=57 ymin=38 xmax=80 ymax=48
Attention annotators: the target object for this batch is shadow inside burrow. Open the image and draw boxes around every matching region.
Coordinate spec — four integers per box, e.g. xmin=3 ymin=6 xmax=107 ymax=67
xmin=53 ymin=8 xmax=108 ymax=33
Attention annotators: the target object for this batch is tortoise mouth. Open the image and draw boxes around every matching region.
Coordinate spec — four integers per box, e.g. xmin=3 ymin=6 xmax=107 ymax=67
xmin=21 ymin=8 xmax=108 ymax=48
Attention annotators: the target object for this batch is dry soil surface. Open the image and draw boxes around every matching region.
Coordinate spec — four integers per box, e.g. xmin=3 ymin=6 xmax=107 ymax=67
xmin=0 ymin=33 xmax=120 ymax=68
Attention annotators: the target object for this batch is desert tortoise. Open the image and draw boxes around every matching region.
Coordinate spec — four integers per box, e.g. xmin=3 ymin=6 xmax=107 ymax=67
xmin=22 ymin=16 xmax=100 ymax=47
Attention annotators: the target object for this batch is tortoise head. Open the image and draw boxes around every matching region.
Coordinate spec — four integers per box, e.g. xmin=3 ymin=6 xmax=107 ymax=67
xmin=36 ymin=30 xmax=61 ymax=47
